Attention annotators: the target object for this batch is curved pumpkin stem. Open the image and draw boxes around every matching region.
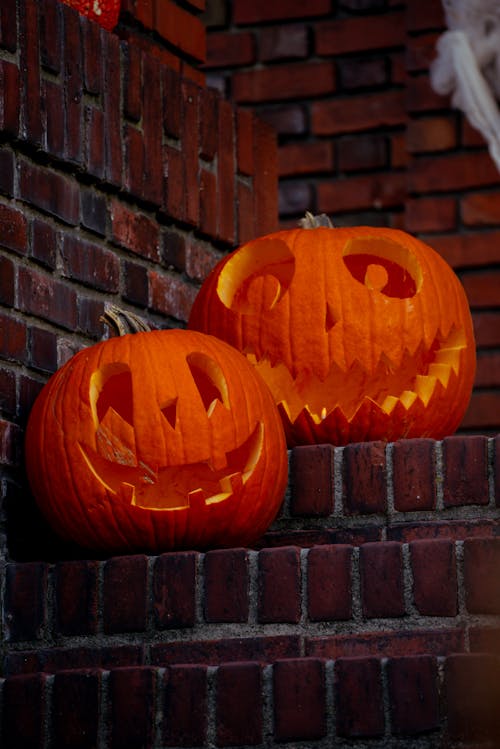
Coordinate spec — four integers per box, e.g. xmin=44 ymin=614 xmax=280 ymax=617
xmin=101 ymin=304 xmax=152 ymax=336
xmin=299 ymin=211 xmax=334 ymax=229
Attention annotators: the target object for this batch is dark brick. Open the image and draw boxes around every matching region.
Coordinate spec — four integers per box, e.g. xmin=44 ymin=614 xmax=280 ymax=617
xmin=442 ymin=435 xmax=489 ymax=507
xmin=161 ymin=229 xmax=187 ymax=271
xmin=0 ymin=148 xmax=14 ymax=196
xmin=0 ymin=203 xmax=28 ymax=254
xmin=273 ymin=658 xmax=326 ymax=742
xmin=78 ymin=297 xmax=106 ymax=339
xmin=495 ymin=435 xmax=500 ymax=507
xmin=343 ymin=441 xmax=387 ymax=514
xmin=163 ymin=145 xmax=185 ymax=221
xmin=142 ymin=53 xmax=163 ymax=206
xmin=39 ymin=0 xmax=61 ymax=72
xmin=464 ymin=538 xmax=500 ymax=614
xmin=258 ymin=547 xmax=301 ymax=623
xmin=31 ymin=217 xmax=57 ymax=269
xmin=204 ymin=548 xmax=249 ymax=623
xmin=0 ymin=367 xmax=16 ymax=417
xmin=387 ymin=656 xmax=440 ymax=735
xmin=81 ymin=15 xmax=102 ymax=95
xmin=29 ymin=326 xmax=58 ymax=373
xmin=55 ymin=560 xmax=99 ymax=636
xmin=1 ymin=673 xmax=46 ymax=748
xmin=216 ymin=662 xmax=262 ymax=746
xmin=103 ymin=33 xmax=123 ymax=186
xmin=18 ymin=266 xmax=78 ymax=330
xmin=85 ymin=105 xmax=105 ymax=178
xmin=200 ymin=87 xmax=218 ymax=161
xmin=410 ymin=539 xmax=457 ymax=615
xmin=0 ymin=256 xmax=15 ymax=306
xmin=52 ymin=670 xmax=100 ymax=749
xmin=0 ymin=60 xmax=20 ymax=136
xmin=62 ymin=6 xmax=83 ymax=163
xmin=307 ymin=544 xmax=352 ymax=621
xmin=123 ymin=44 xmax=142 ymax=122
xmin=19 ymin=0 xmax=43 ymax=145
xmin=392 ymin=438 xmax=437 ymax=511
xmin=4 ymin=562 xmax=48 ymax=642
xmin=291 ymin=444 xmax=335 ymax=516
xmin=445 ymin=654 xmax=500 ymax=742
xmin=469 ymin=627 xmax=500 ymax=655
xmin=61 ymin=234 xmax=119 ymax=292
xmin=152 ymin=634 xmax=301 ymax=667
xmin=44 ymin=79 xmax=65 ymax=158
xmin=152 ymin=551 xmax=197 ymax=629
xmin=111 ymin=199 xmax=160 ymax=262
xmin=123 ymin=260 xmax=149 ymax=307
xmin=200 ymin=168 xmax=218 ymax=239
xmin=335 ymin=657 xmax=385 ymax=737
xmin=306 ymin=627 xmax=465 ymax=659
xmin=162 ymin=67 xmax=182 ymax=139
xmin=0 ymin=0 xmax=17 ymax=52
xmin=360 ymin=542 xmax=405 ymax=618
xmin=81 ymin=188 xmax=107 ymax=236
xmin=19 ymin=160 xmax=79 ymax=225
xmin=103 ymin=555 xmax=148 ymax=634
xmin=109 ymin=667 xmax=156 ymax=749
xmin=0 ymin=311 xmax=27 ymax=364
xmin=162 ymin=665 xmax=208 ymax=746
xmin=216 ymin=97 xmax=235 ymax=244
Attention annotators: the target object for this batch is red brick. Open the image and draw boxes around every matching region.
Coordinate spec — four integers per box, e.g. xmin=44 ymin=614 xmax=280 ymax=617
xmin=0 ymin=147 xmax=14 ymax=196
xmin=253 ymin=117 xmax=279 ymax=235
xmin=62 ymin=7 xmax=83 ymax=163
xmin=111 ymin=199 xmax=160 ymax=261
xmin=81 ymin=188 xmax=107 ymax=236
xmin=278 ymin=140 xmax=334 ymax=177
xmin=39 ymin=0 xmax=61 ymax=73
xmin=469 ymin=627 xmax=500 ymax=655
xmin=216 ymin=663 xmax=262 ymax=746
xmin=273 ymin=658 xmax=326 ymax=741
xmin=61 ymin=235 xmax=119 ymax=292
xmin=1 ymin=673 xmax=46 ymax=748
xmin=162 ymin=665 xmax=208 ymax=746
xmin=0 ymin=256 xmax=15 ymax=306
xmin=258 ymin=547 xmax=301 ymax=623
xmin=406 ymin=31 xmax=440 ymax=72
xmin=445 ymin=654 xmax=500 ymax=742
xmin=181 ymin=79 xmax=200 ymax=227
xmin=0 ymin=368 xmax=16 ymax=418
xmin=103 ymin=33 xmax=122 ymax=186
xmin=343 ymin=441 xmax=387 ymax=515
xmin=124 ymin=124 xmax=146 ymax=199
xmin=464 ymin=538 xmax=500 ymax=615
xmin=109 ymin=667 xmax=156 ymax=749
xmin=186 ymin=237 xmax=220 ymax=283
xmin=442 ymin=435 xmax=489 ymax=507
xmin=78 ymin=297 xmax=106 ymax=340
xmin=19 ymin=160 xmax=79 ymax=224
xmin=461 ymin=191 xmax=500 ymax=226
xmin=261 ymin=24 xmax=308 ymax=62
xmin=360 ymin=542 xmax=405 ymax=618
xmin=307 ymin=544 xmax=352 ymax=621
xmin=154 ymin=0 xmax=206 ymax=62
xmin=430 ymin=230 xmax=500 ymax=270
xmin=406 ymin=73 xmax=448 ymax=113
xmin=474 ymin=312 xmax=500 ymax=347
xmin=81 ymin=16 xmax=102 ymax=95
xmin=44 ymin=79 xmax=65 ymax=158
xmin=337 ymin=134 xmax=386 ymax=172
xmin=103 ymin=555 xmax=148 ymax=634
xmin=405 ymin=196 xmax=457 ymax=233
xmin=163 ymin=145 xmax=185 ymax=222
xmin=52 ymin=670 xmax=100 ymax=749
xmin=318 ymin=171 xmax=406 ymax=214
xmin=475 ymin=351 xmax=500 ymax=388
xmin=0 ymin=418 xmax=22 ymax=466
xmin=0 ymin=60 xmax=20 ymax=136
xmin=18 ymin=266 xmax=78 ymax=330
xmin=290 ymin=444 xmax=335 ymax=517
xmin=237 ymin=181 xmax=255 ymax=245
xmin=148 ymin=270 xmax=198 ymax=323
xmin=233 ymin=61 xmax=335 ymax=103
xmin=389 ymin=518 xmax=498 ymax=543
xmin=162 ymin=67 xmax=182 ymax=139
xmin=312 ymin=90 xmax=405 ymax=135
xmin=407 ymin=115 xmax=457 ymax=153
xmin=0 ymin=312 xmax=27 ymax=363
xmin=317 ymin=12 xmax=405 ymax=56
xmin=141 ymin=54 xmax=163 ymax=207
xmin=0 ymin=0 xmax=17 ymax=52
xmin=410 ymin=539 xmax=457 ymax=615
xmin=30 ymin=326 xmax=58 ymax=373
xmin=392 ymin=438 xmax=437 ymax=511
xmin=4 ymin=562 xmax=48 ymax=642
xmin=259 ymin=103 xmax=307 ymax=136
xmin=123 ymin=44 xmax=142 ymax=122
xmin=216 ymin=98 xmax=236 ymax=244
xmin=55 ymin=560 xmax=99 ymax=636
xmin=204 ymin=548 xmax=249 ymax=623
xmin=335 ymin=658 xmax=384 ymax=737
xmin=236 ymin=108 xmax=254 ymax=176
xmin=406 ymin=0 xmax=445 ymax=31
xmin=19 ymin=0 xmax=43 ymax=145
xmin=387 ymin=656 xmax=439 ymax=735
xmin=85 ymin=105 xmax=105 ymax=178
xmin=206 ymin=30 xmax=255 ymax=67
xmin=199 ymin=168 xmax=217 ymax=240
xmin=409 ymin=151 xmax=500 ymax=194
xmin=0 ymin=203 xmax=28 ymax=254
xmin=152 ymin=634 xmax=301 ymax=666
xmin=340 ymin=56 xmax=389 ymax=90
xmin=496 ymin=435 xmax=500 ymax=507
xmin=234 ymin=0 xmax=331 ymax=24
xmin=463 ymin=390 xmax=500 ymax=431
xmin=200 ymin=87 xmax=218 ymax=162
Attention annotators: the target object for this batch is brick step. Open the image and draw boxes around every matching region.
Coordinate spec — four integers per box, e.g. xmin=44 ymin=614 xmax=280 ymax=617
xmin=3 ymin=538 xmax=500 ymax=674
xmin=2 ymin=654 xmax=500 ymax=748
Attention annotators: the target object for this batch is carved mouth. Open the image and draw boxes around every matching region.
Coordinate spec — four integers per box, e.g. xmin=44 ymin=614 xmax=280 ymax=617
xmin=246 ymin=326 xmax=467 ymax=441
xmin=78 ymin=422 xmax=263 ymax=511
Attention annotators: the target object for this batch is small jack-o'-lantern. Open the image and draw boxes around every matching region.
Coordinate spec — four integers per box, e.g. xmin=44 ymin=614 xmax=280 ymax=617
xmin=61 ymin=0 xmax=121 ymax=31
xmin=189 ymin=214 xmax=476 ymax=446
xmin=25 ymin=308 xmax=287 ymax=552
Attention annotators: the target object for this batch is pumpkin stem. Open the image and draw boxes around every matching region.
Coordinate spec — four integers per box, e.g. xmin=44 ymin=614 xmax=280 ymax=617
xmin=299 ymin=211 xmax=334 ymax=229
xmin=101 ymin=304 xmax=152 ymax=336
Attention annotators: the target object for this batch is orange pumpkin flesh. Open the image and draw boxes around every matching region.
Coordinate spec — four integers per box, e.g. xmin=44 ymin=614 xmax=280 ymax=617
xmin=25 ymin=329 xmax=287 ymax=553
xmin=61 ymin=0 xmax=121 ymax=31
xmin=189 ymin=222 xmax=476 ymax=446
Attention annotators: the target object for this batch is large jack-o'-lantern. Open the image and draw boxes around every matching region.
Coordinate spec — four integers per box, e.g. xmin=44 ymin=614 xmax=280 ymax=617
xmin=189 ymin=214 xmax=476 ymax=446
xmin=25 ymin=309 xmax=287 ymax=553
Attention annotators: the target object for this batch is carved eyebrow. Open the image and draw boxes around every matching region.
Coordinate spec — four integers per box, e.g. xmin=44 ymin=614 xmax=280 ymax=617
xmin=186 ymin=352 xmax=229 ymax=411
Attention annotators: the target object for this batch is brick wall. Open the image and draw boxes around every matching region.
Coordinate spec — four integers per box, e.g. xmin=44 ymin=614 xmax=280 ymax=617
xmin=204 ymin=0 xmax=500 ymax=438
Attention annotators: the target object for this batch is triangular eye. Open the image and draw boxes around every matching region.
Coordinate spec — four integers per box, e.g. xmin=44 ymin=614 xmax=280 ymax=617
xmin=90 ymin=363 xmax=134 ymax=428
xmin=187 ymin=352 xmax=229 ymax=413
xmin=161 ymin=397 xmax=178 ymax=429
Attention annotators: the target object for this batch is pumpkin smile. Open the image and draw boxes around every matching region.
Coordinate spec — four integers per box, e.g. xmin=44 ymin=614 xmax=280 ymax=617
xmin=78 ymin=421 xmax=264 ymax=511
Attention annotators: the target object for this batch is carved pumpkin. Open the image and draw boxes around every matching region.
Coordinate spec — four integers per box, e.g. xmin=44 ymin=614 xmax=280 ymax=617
xmin=25 ymin=310 xmax=287 ymax=552
xmin=189 ymin=214 xmax=476 ymax=446
xmin=61 ymin=0 xmax=121 ymax=31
